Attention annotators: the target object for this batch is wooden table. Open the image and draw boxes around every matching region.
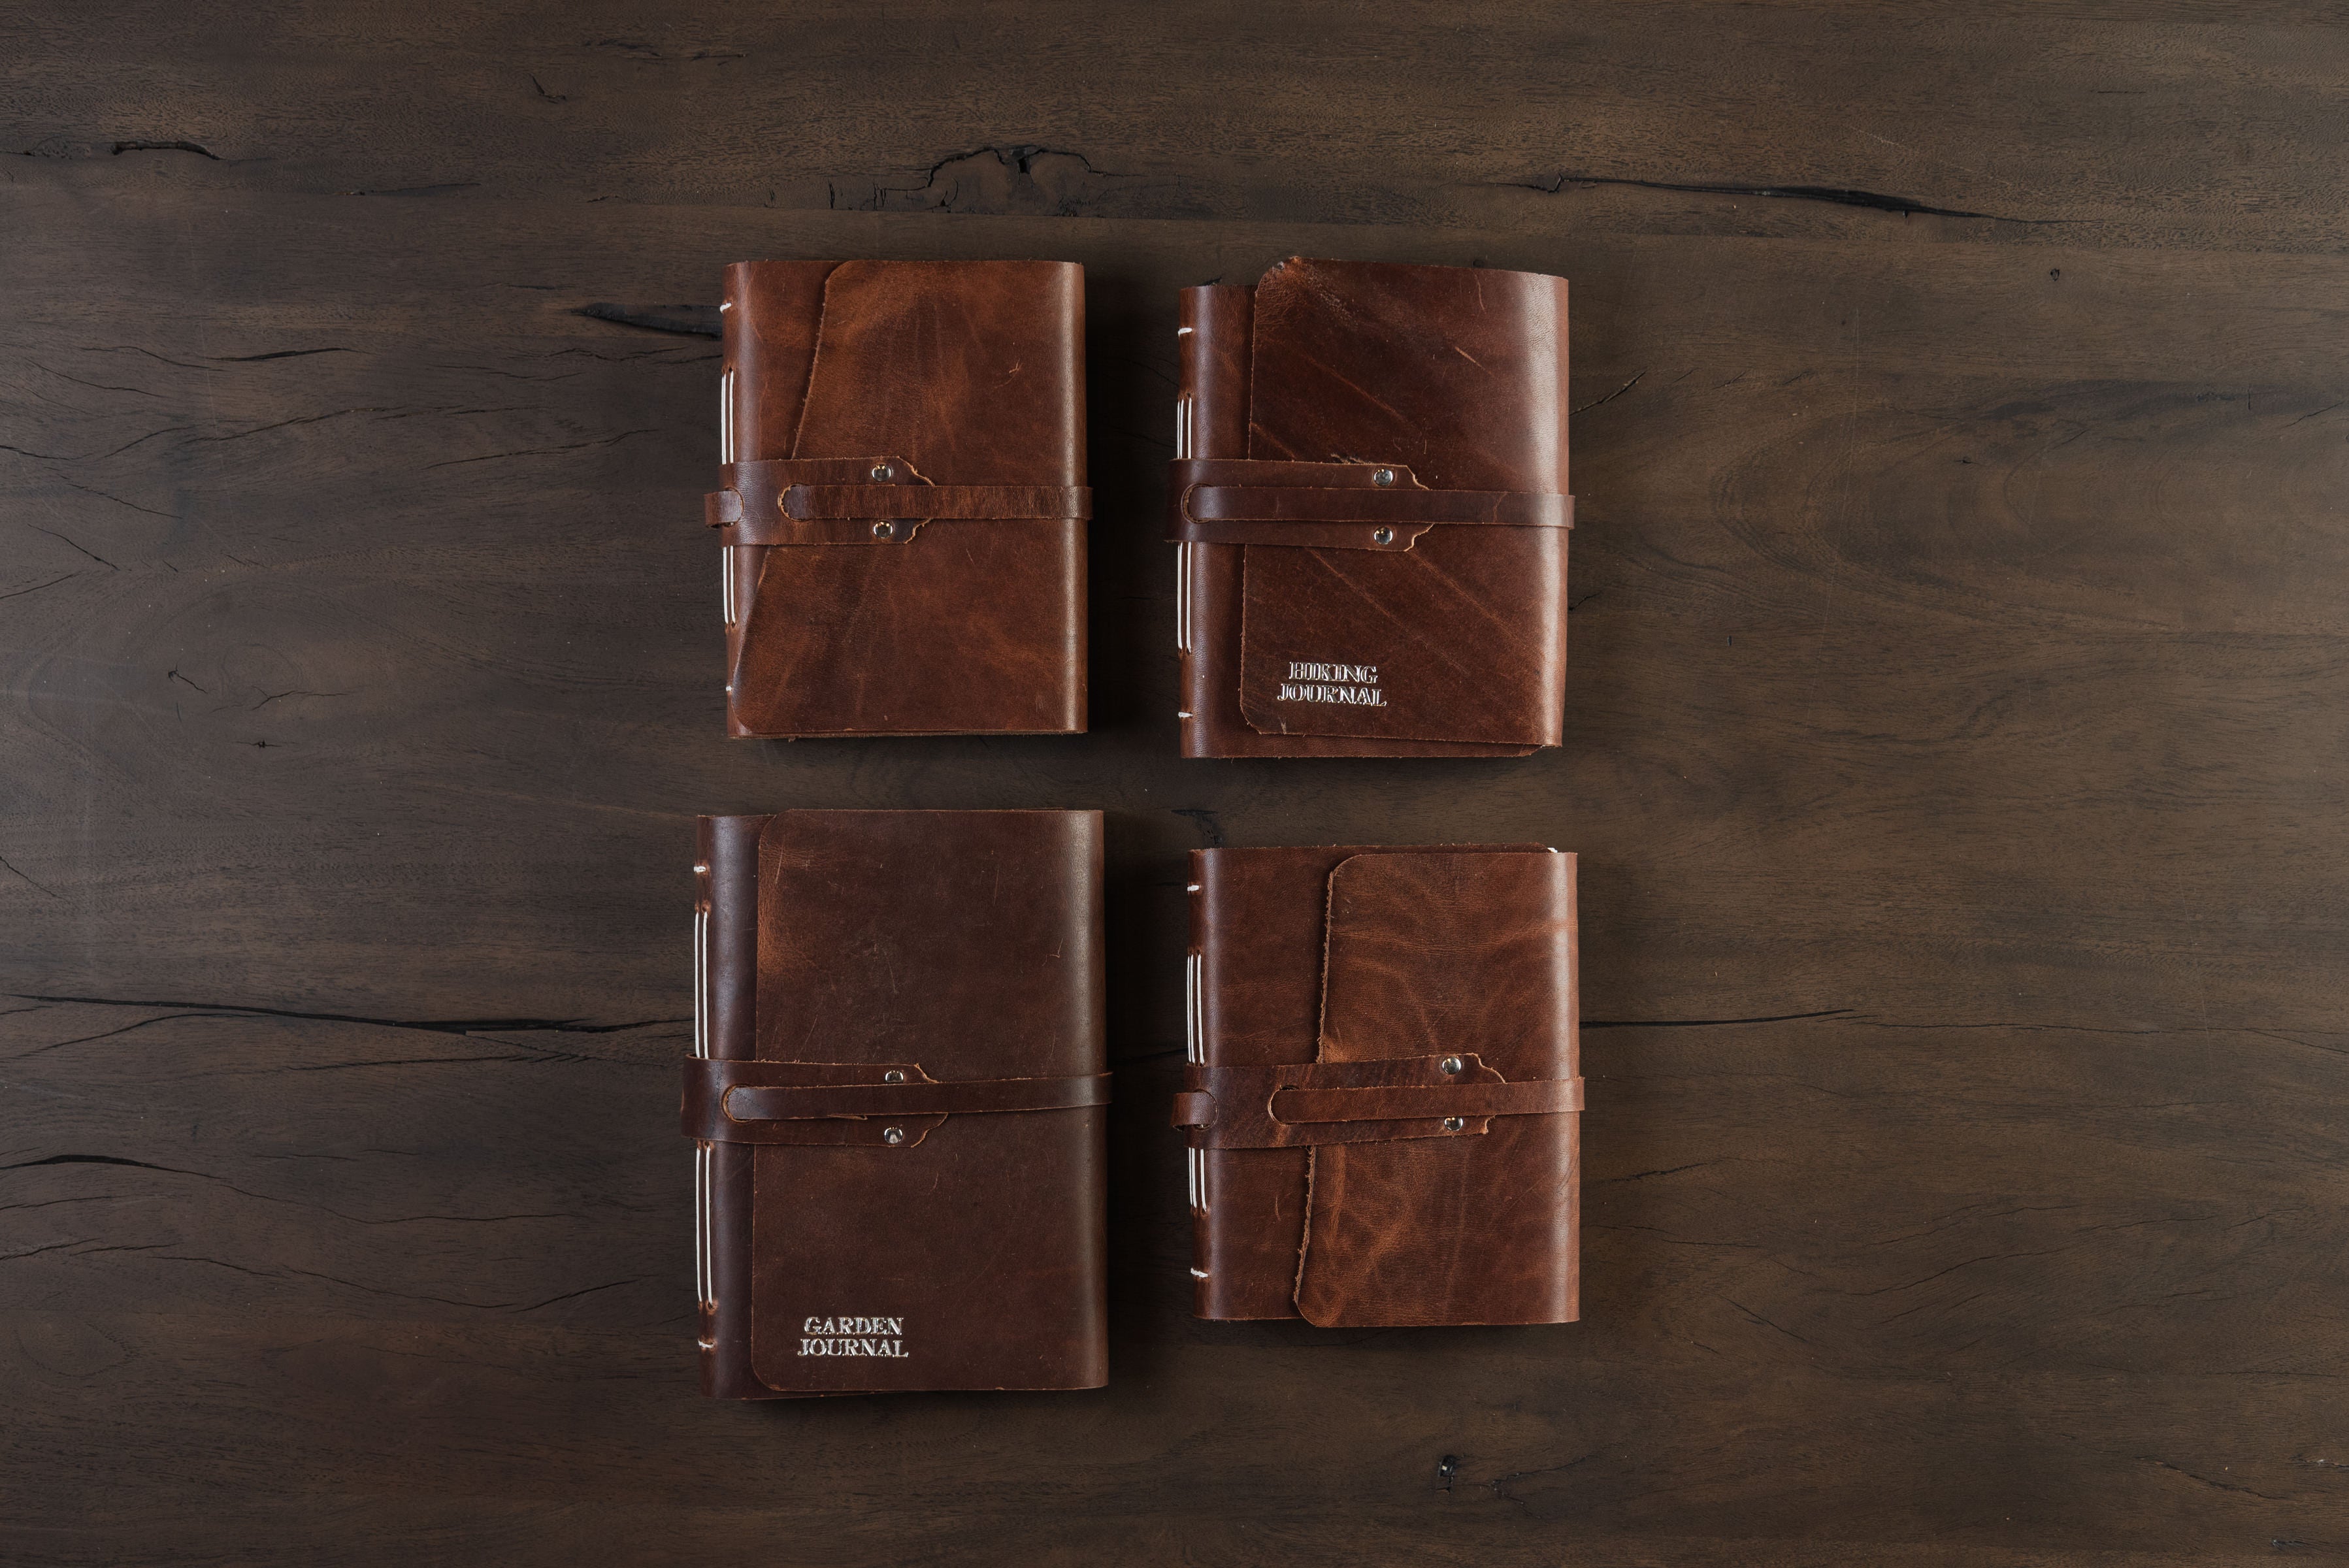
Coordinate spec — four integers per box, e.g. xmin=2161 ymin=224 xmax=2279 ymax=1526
xmin=7 ymin=7 xmax=2346 ymax=1563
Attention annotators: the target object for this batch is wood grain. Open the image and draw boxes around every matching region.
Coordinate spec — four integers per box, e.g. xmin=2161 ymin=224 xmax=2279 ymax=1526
xmin=5 ymin=5 xmax=2349 ymax=1563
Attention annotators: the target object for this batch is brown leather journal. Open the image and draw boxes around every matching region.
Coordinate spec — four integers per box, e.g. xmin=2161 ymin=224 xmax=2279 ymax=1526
xmin=1175 ymin=845 xmax=1583 ymax=1326
xmin=1172 ymin=257 xmax=1573 ymax=757
xmin=711 ymin=260 xmax=1089 ymax=737
xmin=687 ymin=810 xmax=1109 ymax=1396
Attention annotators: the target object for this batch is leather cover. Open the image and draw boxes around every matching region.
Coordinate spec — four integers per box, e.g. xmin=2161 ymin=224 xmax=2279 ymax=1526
xmin=687 ymin=810 xmax=1108 ymax=1396
xmin=1172 ymin=258 xmax=1571 ymax=757
xmin=715 ymin=260 xmax=1088 ymax=736
xmin=1177 ymin=845 xmax=1582 ymax=1326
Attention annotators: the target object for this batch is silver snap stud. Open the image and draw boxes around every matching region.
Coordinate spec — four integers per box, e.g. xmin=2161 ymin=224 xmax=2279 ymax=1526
xmin=1440 ymin=1056 xmax=1464 ymax=1075
xmin=872 ymin=521 xmax=895 ymax=538
xmin=1442 ymin=1116 xmax=1466 ymax=1133
xmin=870 ymin=463 xmax=892 ymax=481
xmin=1373 ymin=527 xmax=1395 ymax=546
xmin=882 ymin=1126 xmax=906 ymax=1145
xmin=1371 ymin=466 xmax=1396 ymax=487
xmin=883 ymin=1070 xmax=906 ymax=1084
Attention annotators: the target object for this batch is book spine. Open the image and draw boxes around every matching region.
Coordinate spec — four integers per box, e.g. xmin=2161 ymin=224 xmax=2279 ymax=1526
xmin=697 ymin=815 xmax=771 ymax=1397
xmin=1175 ymin=286 xmax=1252 ymax=757
xmin=718 ymin=270 xmax=748 ymax=731
xmin=692 ymin=825 xmax=714 ymax=1392
xmin=1185 ymin=847 xmax=1210 ymax=1315
xmin=1174 ymin=291 xmax=1197 ymax=712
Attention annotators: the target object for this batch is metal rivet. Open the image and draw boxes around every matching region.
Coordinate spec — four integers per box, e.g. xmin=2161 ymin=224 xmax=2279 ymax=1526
xmin=872 ymin=521 xmax=895 ymax=538
xmin=883 ymin=1070 xmax=906 ymax=1084
xmin=882 ymin=1126 xmax=906 ymax=1145
xmin=870 ymin=463 xmax=892 ymax=481
xmin=1371 ymin=466 xmax=1396 ymax=487
xmin=1442 ymin=1116 xmax=1466 ymax=1133
xmin=1440 ymin=1056 xmax=1464 ymax=1075
xmin=1373 ymin=527 xmax=1395 ymax=546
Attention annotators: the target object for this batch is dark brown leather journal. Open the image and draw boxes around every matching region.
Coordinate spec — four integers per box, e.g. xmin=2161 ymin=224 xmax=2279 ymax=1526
xmin=686 ymin=810 xmax=1109 ymax=1396
xmin=1172 ymin=257 xmax=1572 ymax=757
xmin=710 ymin=259 xmax=1089 ymax=737
xmin=1175 ymin=845 xmax=1583 ymax=1326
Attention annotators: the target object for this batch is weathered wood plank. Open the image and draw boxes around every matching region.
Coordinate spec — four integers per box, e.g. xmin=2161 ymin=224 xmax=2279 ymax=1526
xmin=6 ymin=8 xmax=2349 ymax=1563
xmin=7 ymin=4 xmax=2348 ymax=252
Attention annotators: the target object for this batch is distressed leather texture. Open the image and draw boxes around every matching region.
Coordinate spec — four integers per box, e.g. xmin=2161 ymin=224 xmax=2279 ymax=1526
xmin=1173 ymin=259 xmax=1571 ymax=756
xmin=717 ymin=260 xmax=1087 ymax=736
xmin=687 ymin=810 xmax=1108 ymax=1397
xmin=1181 ymin=845 xmax=1581 ymax=1327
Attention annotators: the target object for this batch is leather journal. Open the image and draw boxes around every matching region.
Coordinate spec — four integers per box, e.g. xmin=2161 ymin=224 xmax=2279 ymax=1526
xmin=685 ymin=809 xmax=1109 ymax=1396
xmin=1171 ymin=257 xmax=1573 ymax=757
xmin=1175 ymin=845 xmax=1583 ymax=1326
xmin=710 ymin=259 xmax=1090 ymax=737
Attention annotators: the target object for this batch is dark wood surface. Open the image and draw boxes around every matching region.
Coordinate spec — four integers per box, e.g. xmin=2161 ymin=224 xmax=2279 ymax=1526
xmin=6 ymin=5 xmax=2348 ymax=1563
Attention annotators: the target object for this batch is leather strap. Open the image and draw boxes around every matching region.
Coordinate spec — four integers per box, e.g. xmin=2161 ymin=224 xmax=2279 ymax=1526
xmin=683 ymin=1058 xmax=1111 ymax=1145
xmin=706 ymin=457 xmax=1091 ymax=546
xmin=782 ymin=483 xmax=1092 ymax=521
xmin=1272 ymin=1079 xmax=1583 ymax=1122
xmin=1166 ymin=459 xmax=1571 ymax=552
xmin=1171 ymin=1054 xmax=1585 ymax=1149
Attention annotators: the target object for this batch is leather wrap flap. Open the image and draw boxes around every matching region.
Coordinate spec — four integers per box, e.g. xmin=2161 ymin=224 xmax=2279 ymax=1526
xmin=718 ymin=258 xmax=1089 ymax=738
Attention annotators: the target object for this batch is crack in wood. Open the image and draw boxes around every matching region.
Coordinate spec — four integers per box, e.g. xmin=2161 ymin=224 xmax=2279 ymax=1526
xmin=1516 ymin=171 xmax=2057 ymax=223
xmin=0 ymin=851 xmax=61 ymax=900
xmin=1572 ymin=370 xmax=1645 ymax=416
xmin=1171 ymin=808 xmax=1224 ymax=847
xmin=8 ymin=992 xmax=686 ymax=1037
xmin=420 ymin=427 xmax=656 ymax=469
xmin=1583 ymin=1009 xmax=1853 ymax=1029
xmin=572 ymin=302 xmax=721 ymax=337
xmin=111 ymin=140 xmax=218 ymax=160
